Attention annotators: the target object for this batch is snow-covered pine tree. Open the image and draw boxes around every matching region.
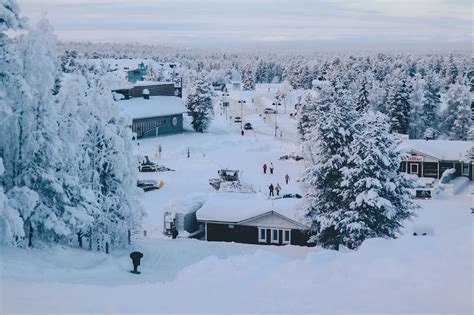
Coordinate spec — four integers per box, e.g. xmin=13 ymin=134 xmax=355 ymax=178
xmin=356 ymin=78 xmax=370 ymax=113
xmin=420 ymin=78 xmax=441 ymax=139
xmin=339 ymin=111 xmax=416 ymax=249
xmin=297 ymin=91 xmax=318 ymax=140
xmin=301 ymin=83 xmax=356 ymax=249
xmin=387 ymin=75 xmax=411 ymax=134
xmin=242 ymin=66 xmax=255 ymax=91
xmin=186 ymin=75 xmax=214 ymax=132
xmin=408 ymin=73 xmax=425 ymax=139
xmin=441 ymin=83 xmax=471 ymax=140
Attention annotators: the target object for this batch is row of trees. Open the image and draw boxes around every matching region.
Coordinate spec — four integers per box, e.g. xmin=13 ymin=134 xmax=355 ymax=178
xmin=0 ymin=1 xmax=143 ymax=250
xmin=300 ymin=83 xmax=416 ymax=250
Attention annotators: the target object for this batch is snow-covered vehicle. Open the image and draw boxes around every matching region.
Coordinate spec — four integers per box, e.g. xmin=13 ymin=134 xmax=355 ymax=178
xmin=244 ymin=122 xmax=253 ymax=130
xmin=137 ymin=180 xmax=163 ymax=192
xmin=264 ymin=108 xmax=276 ymax=114
xmin=282 ymin=193 xmax=302 ymax=199
xmin=138 ymin=156 xmax=175 ymax=172
xmin=209 ymin=169 xmax=256 ymax=193
xmin=234 ymin=116 xmax=242 ymax=123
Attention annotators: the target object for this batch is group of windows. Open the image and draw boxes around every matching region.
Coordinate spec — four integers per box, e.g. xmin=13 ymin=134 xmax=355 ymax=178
xmin=133 ymin=119 xmax=167 ymax=136
xmin=258 ymin=227 xmax=290 ymax=245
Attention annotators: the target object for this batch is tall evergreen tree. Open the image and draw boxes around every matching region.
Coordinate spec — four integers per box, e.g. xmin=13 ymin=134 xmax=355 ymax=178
xmin=356 ymin=79 xmax=370 ymax=113
xmin=186 ymin=75 xmax=214 ymax=132
xmin=301 ymin=84 xmax=356 ymax=249
xmin=387 ymin=77 xmax=411 ymax=134
xmin=420 ymin=79 xmax=441 ymax=139
xmin=340 ymin=111 xmax=416 ymax=249
xmin=441 ymin=83 xmax=471 ymax=140
xmin=242 ymin=67 xmax=255 ymax=90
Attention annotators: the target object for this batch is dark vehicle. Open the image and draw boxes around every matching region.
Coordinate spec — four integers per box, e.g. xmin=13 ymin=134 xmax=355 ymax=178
xmin=282 ymin=193 xmax=302 ymax=199
xmin=137 ymin=180 xmax=161 ymax=192
xmin=244 ymin=123 xmax=253 ymax=130
xmin=279 ymin=153 xmax=304 ymax=161
xmin=234 ymin=116 xmax=242 ymax=123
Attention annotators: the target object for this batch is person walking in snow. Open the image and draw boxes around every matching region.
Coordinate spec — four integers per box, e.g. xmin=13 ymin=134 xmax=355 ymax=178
xmin=263 ymin=163 xmax=267 ymax=174
xmin=241 ymin=129 xmax=244 ymax=136
xmin=269 ymin=184 xmax=274 ymax=197
xmin=285 ymin=174 xmax=290 ymax=184
xmin=275 ymin=183 xmax=281 ymax=196
xmin=269 ymin=162 xmax=274 ymax=174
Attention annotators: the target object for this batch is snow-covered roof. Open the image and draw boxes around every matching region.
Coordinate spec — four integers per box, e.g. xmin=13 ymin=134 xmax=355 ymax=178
xmin=196 ymin=193 xmax=305 ymax=225
xmin=399 ymin=140 xmax=472 ymax=161
xmin=118 ymin=96 xmax=186 ymax=120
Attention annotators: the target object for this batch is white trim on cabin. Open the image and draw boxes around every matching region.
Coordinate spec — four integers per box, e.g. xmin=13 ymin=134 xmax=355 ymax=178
xmin=258 ymin=227 xmax=267 ymax=243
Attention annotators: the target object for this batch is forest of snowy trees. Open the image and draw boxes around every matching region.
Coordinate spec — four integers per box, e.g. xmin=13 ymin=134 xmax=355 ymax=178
xmin=0 ymin=1 xmax=144 ymax=251
xmin=62 ymin=41 xmax=472 ymax=141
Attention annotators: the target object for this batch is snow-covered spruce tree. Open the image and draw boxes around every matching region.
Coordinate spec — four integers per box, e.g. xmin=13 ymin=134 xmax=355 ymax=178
xmin=297 ymin=92 xmax=318 ymax=140
xmin=242 ymin=67 xmax=255 ymax=91
xmin=186 ymin=75 xmax=214 ymax=132
xmin=339 ymin=111 xmax=416 ymax=249
xmin=301 ymin=83 xmax=356 ymax=249
xmin=420 ymin=79 xmax=441 ymax=139
xmin=356 ymin=78 xmax=370 ymax=113
xmin=408 ymin=73 xmax=425 ymax=139
xmin=387 ymin=76 xmax=411 ymax=134
xmin=441 ymin=83 xmax=471 ymax=140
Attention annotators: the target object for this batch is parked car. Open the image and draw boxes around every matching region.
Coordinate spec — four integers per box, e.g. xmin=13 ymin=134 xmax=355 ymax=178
xmin=264 ymin=108 xmax=276 ymax=114
xmin=234 ymin=116 xmax=242 ymax=123
xmin=282 ymin=193 xmax=302 ymax=199
xmin=279 ymin=153 xmax=304 ymax=161
xmin=137 ymin=180 xmax=160 ymax=192
xmin=244 ymin=122 xmax=253 ymax=130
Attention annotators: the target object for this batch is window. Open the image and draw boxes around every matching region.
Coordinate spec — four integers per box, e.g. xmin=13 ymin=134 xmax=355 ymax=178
xmin=283 ymin=230 xmax=291 ymax=245
xmin=271 ymin=229 xmax=279 ymax=244
xmin=258 ymin=228 xmax=266 ymax=243
xmin=462 ymin=163 xmax=469 ymax=176
xmin=228 ymin=224 xmax=234 ymax=229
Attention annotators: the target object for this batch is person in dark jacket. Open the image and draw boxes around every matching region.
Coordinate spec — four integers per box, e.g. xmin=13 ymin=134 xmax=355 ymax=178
xmin=285 ymin=174 xmax=290 ymax=184
xmin=171 ymin=226 xmax=179 ymax=239
xmin=269 ymin=184 xmax=274 ymax=197
xmin=275 ymin=183 xmax=281 ymax=196
xmin=263 ymin=163 xmax=267 ymax=174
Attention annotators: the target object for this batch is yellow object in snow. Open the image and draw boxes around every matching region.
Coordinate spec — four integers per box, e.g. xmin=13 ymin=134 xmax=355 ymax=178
xmin=158 ymin=180 xmax=165 ymax=189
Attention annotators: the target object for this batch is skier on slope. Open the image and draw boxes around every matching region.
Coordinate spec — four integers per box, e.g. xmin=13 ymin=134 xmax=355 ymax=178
xmin=263 ymin=163 xmax=267 ymax=174
xmin=269 ymin=184 xmax=274 ymax=197
xmin=275 ymin=183 xmax=281 ymax=196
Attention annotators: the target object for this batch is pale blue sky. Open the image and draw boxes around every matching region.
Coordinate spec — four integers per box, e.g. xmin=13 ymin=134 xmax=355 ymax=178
xmin=18 ymin=0 xmax=472 ymax=51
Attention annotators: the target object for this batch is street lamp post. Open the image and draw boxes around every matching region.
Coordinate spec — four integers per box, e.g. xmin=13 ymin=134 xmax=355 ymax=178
xmin=238 ymin=100 xmax=246 ymax=130
xmin=272 ymin=102 xmax=280 ymax=138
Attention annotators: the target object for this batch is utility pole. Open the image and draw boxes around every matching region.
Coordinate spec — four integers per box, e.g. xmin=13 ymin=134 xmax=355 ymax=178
xmin=273 ymin=102 xmax=280 ymax=138
xmin=238 ymin=99 xmax=246 ymax=130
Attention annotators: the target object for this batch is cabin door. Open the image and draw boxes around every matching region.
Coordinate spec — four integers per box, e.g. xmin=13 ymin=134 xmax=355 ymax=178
xmin=410 ymin=163 xmax=419 ymax=175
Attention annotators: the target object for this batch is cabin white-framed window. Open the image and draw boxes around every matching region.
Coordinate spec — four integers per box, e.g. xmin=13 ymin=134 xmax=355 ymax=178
xmin=258 ymin=227 xmax=267 ymax=243
xmin=282 ymin=229 xmax=291 ymax=245
xmin=271 ymin=229 xmax=279 ymax=244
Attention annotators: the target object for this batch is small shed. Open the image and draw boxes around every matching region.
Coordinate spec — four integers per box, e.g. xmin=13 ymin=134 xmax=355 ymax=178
xmin=196 ymin=193 xmax=310 ymax=246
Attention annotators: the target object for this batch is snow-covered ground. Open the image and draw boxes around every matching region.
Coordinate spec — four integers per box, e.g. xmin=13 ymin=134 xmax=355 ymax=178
xmin=1 ymin=84 xmax=472 ymax=314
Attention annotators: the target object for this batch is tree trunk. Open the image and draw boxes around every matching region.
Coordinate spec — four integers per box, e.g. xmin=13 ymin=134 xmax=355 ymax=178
xmin=28 ymin=223 xmax=33 ymax=248
xmin=105 ymin=242 xmax=109 ymax=254
xmin=128 ymin=230 xmax=131 ymax=245
xmin=88 ymin=228 xmax=92 ymax=251
xmin=77 ymin=232 xmax=83 ymax=248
